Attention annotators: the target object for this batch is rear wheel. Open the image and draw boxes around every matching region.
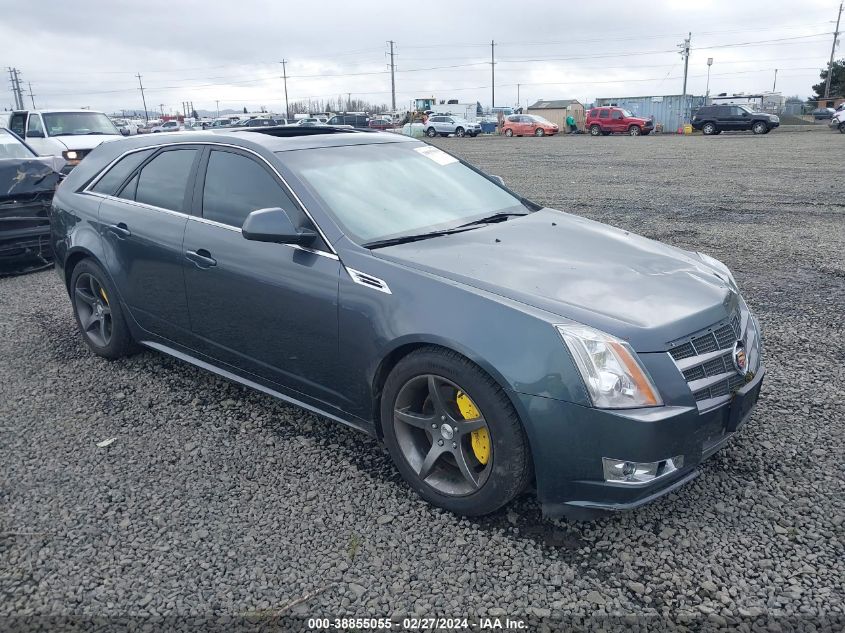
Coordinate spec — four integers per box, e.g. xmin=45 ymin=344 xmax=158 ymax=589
xmin=590 ymin=125 xmax=602 ymax=136
xmin=70 ymin=259 xmax=136 ymax=360
xmin=702 ymin=122 xmax=717 ymax=135
xmin=504 ymin=128 xmax=514 ymax=137
xmin=839 ymin=122 xmax=845 ymax=134
xmin=381 ymin=348 xmax=532 ymax=516
xmin=426 ymin=127 xmax=437 ymax=138
xmin=534 ymin=127 xmax=545 ymax=137
xmin=752 ymin=121 xmax=768 ymax=135
xmin=628 ymin=125 xmax=641 ymax=136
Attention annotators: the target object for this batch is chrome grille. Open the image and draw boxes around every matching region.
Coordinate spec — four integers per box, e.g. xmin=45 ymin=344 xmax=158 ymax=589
xmin=668 ymin=313 xmax=745 ymax=405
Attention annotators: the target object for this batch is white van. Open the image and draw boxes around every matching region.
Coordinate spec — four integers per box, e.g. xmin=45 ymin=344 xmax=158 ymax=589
xmin=6 ymin=109 xmax=123 ymax=172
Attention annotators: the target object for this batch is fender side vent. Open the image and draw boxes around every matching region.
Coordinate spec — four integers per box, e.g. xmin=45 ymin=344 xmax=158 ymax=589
xmin=346 ymin=268 xmax=392 ymax=294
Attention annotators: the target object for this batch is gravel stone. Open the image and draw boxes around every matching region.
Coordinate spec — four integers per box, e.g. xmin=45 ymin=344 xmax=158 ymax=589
xmin=1 ymin=129 xmax=843 ymax=626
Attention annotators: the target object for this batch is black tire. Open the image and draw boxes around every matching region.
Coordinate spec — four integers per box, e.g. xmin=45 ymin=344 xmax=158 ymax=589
xmin=455 ymin=127 xmax=465 ymax=138
xmin=752 ymin=121 xmax=768 ymax=135
xmin=839 ymin=122 xmax=845 ymax=134
xmin=504 ymin=128 xmax=514 ymax=137
xmin=381 ymin=347 xmax=532 ymax=516
xmin=702 ymin=122 xmax=717 ymax=135
xmin=534 ymin=127 xmax=545 ymax=137
xmin=69 ymin=258 xmax=136 ymax=360
xmin=590 ymin=125 xmax=602 ymax=136
xmin=628 ymin=125 xmax=641 ymax=136
xmin=426 ymin=127 xmax=437 ymax=138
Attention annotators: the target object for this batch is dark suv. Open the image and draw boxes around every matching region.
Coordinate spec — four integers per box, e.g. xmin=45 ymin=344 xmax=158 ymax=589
xmin=691 ymin=105 xmax=779 ymax=135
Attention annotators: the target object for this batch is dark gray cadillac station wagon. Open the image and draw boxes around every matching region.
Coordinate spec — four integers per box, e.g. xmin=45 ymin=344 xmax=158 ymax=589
xmin=51 ymin=127 xmax=763 ymax=519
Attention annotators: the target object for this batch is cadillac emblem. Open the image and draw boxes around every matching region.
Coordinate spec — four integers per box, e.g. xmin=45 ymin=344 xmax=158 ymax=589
xmin=732 ymin=340 xmax=748 ymax=373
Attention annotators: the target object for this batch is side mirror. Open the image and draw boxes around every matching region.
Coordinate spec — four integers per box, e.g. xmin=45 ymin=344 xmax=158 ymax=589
xmin=242 ymin=207 xmax=316 ymax=245
xmin=27 ymin=130 xmax=45 ymax=138
xmin=490 ymin=175 xmax=505 ymax=186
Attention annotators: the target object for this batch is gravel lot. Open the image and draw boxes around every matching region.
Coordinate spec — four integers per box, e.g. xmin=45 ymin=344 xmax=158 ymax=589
xmin=2 ymin=128 xmax=843 ymax=630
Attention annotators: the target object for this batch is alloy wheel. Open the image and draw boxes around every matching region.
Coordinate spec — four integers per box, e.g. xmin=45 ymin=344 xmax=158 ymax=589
xmin=590 ymin=125 xmax=601 ymax=136
xmin=393 ymin=374 xmax=492 ymax=496
xmin=629 ymin=126 xmax=641 ymax=136
xmin=73 ymin=272 xmax=113 ymax=347
xmin=535 ymin=128 xmax=545 ymax=137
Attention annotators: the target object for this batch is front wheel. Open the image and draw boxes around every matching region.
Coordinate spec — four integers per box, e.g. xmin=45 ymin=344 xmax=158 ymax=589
xmin=590 ymin=125 xmax=602 ymax=136
xmin=426 ymin=127 xmax=437 ymax=138
xmin=381 ymin=348 xmax=532 ymax=516
xmin=628 ymin=125 xmax=641 ymax=136
xmin=752 ymin=121 xmax=768 ymax=135
xmin=504 ymin=128 xmax=514 ymax=137
xmin=70 ymin=259 xmax=136 ymax=360
xmin=534 ymin=127 xmax=545 ymax=137
xmin=455 ymin=127 xmax=465 ymax=138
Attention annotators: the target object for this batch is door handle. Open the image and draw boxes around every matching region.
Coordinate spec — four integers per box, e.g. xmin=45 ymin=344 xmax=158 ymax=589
xmin=185 ymin=249 xmax=217 ymax=269
xmin=107 ymin=222 xmax=131 ymax=238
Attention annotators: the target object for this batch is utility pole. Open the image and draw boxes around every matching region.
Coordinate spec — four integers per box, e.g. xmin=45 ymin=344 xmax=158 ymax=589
xmin=280 ymin=59 xmax=290 ymax=120
xmin=491 ymin=40 xmax=496 ymax=110
xmin=159 ymin=103 xmax=165 ymax=117
xmin=679 ymin=33 xmax=691 ymax=122
xmin=773 ymin=68 xmax=778 ymax=92
xmin=136 ymin=73 xmax=149 ymax=122
xmin=27 ymin=81 xmax=36 ymax=108
xmin=706 ymin=58 xmax=713 ymax=104
xmin=8 ymin=68 xmax=24 ymax=110
xmin=517 ymin=83 xmax=520 ymax=110
xmin=824 ymin=2 xmax=843 ymax=99
xmin=216 ymin=100 xmax=220 ymax=118
xmin=387 ymin=41 xmax=396 ymax=111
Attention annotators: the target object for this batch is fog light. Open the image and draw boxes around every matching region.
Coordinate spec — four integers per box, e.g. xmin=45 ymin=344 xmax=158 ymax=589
xmin=602 ymin=455 xmax=684 ymax=484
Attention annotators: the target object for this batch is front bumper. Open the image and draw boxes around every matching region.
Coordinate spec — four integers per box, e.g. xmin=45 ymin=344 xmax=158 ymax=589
xmin=517 ymin=367 xmax=765 ymax=520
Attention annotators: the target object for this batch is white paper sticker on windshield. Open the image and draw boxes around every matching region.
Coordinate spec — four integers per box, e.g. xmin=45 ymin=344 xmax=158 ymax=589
xmin=414 ymin=145 xmax=458 ymax=166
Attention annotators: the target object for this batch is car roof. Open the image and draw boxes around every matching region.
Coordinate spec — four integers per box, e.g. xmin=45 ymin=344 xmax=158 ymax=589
xmin=14 ymin=109 xmax=107 ymax=114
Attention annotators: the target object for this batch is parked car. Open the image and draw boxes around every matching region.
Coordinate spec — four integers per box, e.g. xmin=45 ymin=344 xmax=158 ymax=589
xmin=327 ymin=114 xmax=369 ymax=128
xmin=691 ymin=105 xmax=779 ymax=135
xmin=831 ymin=106 xmax=845 ymax=133
xmin=112 ymin=119 xmax=139 ymax=136
xmin=241 ymin=118 xmax=283 ymax=128
xmin=6 ymin=109 xmax=123 ymax=172
xmin=585 ymin=107 xmax=654 ymax=136
xmin=52 ymin=127 xmax=764 ymax=520
xmin=294 ymin=118 xmax=325 ymax=127
xmin=501 ymin=114 xmax=559 ymax=137
xmin=424 ymin=116 xmax=481 ymax=138
xmin=368 ymin=118 xmax=392 ymax=130
xmin=151 ymin=120 xmax=184 ymax=133
xmin=811 ymin=107 xmax=835 ymax=120
xmin=0 ymin=128 xmax=64 ymax=274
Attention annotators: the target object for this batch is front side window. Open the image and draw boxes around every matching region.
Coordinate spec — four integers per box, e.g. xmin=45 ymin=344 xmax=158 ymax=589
xmin=282 ymin=142 xmax=526 ymax=244
xmin=134 ymin=149 xmax=197 ymax=211
xmin=611 ymin=110 xmax=623 ymax=120
xmin=27 ymin=115 xmax=44 ymax=136
xmin=202 ymin=150 xmax=299 ymax=228
xmin=91 ymin=149 xmax=154 ymax=195
xmin=42 ymin=112 xmax=119 ymax=137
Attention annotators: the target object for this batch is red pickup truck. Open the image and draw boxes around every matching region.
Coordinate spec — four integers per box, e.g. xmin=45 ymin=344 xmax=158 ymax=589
xmin=586 ymin=107 xmax=653 ymax=136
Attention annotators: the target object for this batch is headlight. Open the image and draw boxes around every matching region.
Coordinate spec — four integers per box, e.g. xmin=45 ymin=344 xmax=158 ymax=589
xmin=696 ymin=251 xmax=737 ymax=291
xmin=63 ymin=151 xmax=79 ymax=160
xmin=556 ymin=324 xmax=663 ymax=409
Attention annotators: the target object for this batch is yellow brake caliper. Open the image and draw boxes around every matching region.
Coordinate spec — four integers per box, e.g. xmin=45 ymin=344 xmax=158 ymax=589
xmin=99 ymin=287 xmax=109 ymax=305
xmin=456 ymin=391 xmax=490 ymax=465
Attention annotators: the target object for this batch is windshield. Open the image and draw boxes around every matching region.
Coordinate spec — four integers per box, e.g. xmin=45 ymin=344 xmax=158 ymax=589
xmin=0 ymin=129 xmax=37 ymax=158
xmin=282 ymin=142 xmax=526 ymax=244
xmin=43 ymin=112 xmax=119 ymax=136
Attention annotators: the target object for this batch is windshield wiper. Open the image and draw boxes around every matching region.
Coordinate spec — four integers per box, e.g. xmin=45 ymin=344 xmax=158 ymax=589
xmin=456 ymin=211 xmax=529 ymax=228
xmin=363 ymin=226 xmax=482 ymax=249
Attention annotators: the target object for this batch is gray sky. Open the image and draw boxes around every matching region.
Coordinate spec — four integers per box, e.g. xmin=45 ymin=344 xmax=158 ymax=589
xmin=3 ymin=0 xmax=839 ymax=115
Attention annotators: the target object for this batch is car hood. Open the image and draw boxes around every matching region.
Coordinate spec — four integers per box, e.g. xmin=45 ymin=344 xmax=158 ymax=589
xmin=49 ymin=134 xmax=122 ymax=150
xmin=374 ymin=209 xmax=739 ymax=351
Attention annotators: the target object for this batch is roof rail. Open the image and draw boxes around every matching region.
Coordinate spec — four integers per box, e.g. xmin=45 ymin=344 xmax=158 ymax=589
xmin=240 ymin=126 xmax=375 ymax=138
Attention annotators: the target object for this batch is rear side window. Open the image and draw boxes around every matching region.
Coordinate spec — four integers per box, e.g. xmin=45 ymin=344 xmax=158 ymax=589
xmin=202 ymin=150 xmax=299 ymax=228
xmin=91 ymin=149 xmax=154 ymax=195
xmin=134 ymin=149 xmax=197 ymax=211
xmin=599 ymin=109 xmax=609 ymax=119
xmin=588 ymin=109 xmax=598 ymax=118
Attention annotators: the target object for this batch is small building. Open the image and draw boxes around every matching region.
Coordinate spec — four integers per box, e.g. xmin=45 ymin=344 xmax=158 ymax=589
xmin=594 ymin=94 xmax=706 ymax=132
xmin=526 ymin=99 xmax=585 ymax=128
